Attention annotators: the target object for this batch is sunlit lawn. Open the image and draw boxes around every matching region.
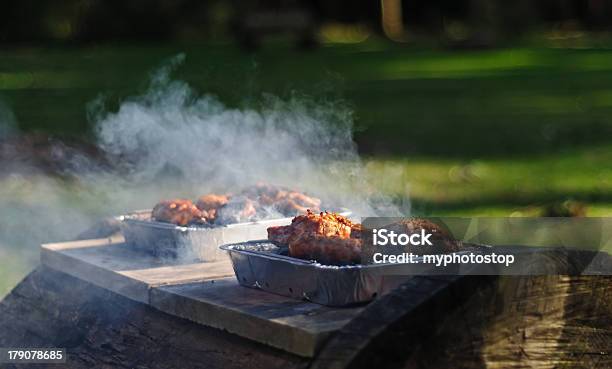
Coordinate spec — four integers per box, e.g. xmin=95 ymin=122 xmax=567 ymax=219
xmin=365 ymin=145 xmax=612 ymax=216
xmin=1 ymin=43 xmax=612 ymax=156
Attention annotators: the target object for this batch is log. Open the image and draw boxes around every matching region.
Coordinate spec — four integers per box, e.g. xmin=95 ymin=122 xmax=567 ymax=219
xmin=39 ymin=237 xmax=364 ymax=357
xmin=0 ymin=266 xmax=308 ymax=369
xmin=1 ymin=246 xmax=610 ymax=368
xmin=312 ymin=273 xmax=612 ymax=369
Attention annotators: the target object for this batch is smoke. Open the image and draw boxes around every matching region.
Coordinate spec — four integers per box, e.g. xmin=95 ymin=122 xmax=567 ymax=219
xmin=91 ymin=54 xmax=397 ymax=216
xmin=0 ymin=54 xmax=403 ymax=295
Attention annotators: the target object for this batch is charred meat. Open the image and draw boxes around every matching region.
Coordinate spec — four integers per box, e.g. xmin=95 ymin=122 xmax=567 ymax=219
xmin=268 ymin=212 xmax=460 ymax=265
xmin=268 ymin=210 xmax=361 ymax=264
xmin=214 ymin=196 xmax=258 ymax=225
xmin=275 ymin=191 xmax=322 ymax=215
xmin=268 ymin=210 xmax=357 ymax=245
xmin=195 ymin=194 xmax=230 ymax=223
xmin=384 ymin=218 xmax=462 ymax=254
xmin=196 ymin=194 xmax=230 ymax=212
xmin=289 ymin=234 xmax=362 ymax=265
xmin=151 ymin=183 xmax=321 ymax=226
xmin=151 ymin=199 xmax=204 ymax=226
xmin=240 ymin=183 xmax=321 ymax=215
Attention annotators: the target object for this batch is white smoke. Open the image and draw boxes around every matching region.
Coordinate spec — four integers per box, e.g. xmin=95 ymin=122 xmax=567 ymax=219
xmin=0 ymin=54 xmax=404 ymax=296
xmin=91 ymin=54 xmax=396 ymax=215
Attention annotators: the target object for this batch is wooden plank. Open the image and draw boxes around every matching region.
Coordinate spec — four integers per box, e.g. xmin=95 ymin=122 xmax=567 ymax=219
xmin=0 ymin=267 xmax=309 ymax=369
xmin=150 ymin=278 xmax=363 ymax=357
xmin=41 ymin=237 xmax=236 ymax=303
xmin=40 ymin=237 xmax=363 ymax=357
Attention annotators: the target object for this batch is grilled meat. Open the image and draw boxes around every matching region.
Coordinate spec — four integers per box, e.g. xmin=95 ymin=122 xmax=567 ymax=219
xmin=274 ymin=191 xmax=322 ymax=215
xmin=268 ymin=210 xmax=356 ymax=245
xmin=268 ymin=212 xmax=461 ymax=265
xmin=196 ymin=194 xmax=230 ymax=211
xmin=195 ymin=194 xmax=230 ymax=222
xmin=214 ymin=196 xmax=257 ymax=225
xmin=240 ymin=183 xmax=321 ymax=216
xmin=384 ymin=218 xmax=462 ymax=254
xmin=268 ymin=210 xmax=361 ymax=264
xmin=151 ymin=199 xmax=204 ymax=226
xmin=240 ymin=183 xmax=281 ymax=205
xmin=289 ymin=234 xmax=362 ymax=265
xmin=152 ymin=183 xmax=322 ymax=227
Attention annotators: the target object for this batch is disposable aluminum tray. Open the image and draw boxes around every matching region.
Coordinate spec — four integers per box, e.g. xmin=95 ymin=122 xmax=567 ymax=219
xmin=220 ymin=240 xmax=442 ymax=306
xmin=119 ymin=211 xmax=295 ymax=262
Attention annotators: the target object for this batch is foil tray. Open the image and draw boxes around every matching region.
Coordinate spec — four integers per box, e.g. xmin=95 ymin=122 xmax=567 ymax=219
xmin=220 ymin=240 xmax=438 ymax=307
xmin=119 ymin=211 xmax=295 ymax=262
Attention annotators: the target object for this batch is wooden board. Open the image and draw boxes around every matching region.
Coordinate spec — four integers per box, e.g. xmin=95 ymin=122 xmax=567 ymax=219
xmin=40 ymin=237 xmax=363 ymax=357
xmin=151 ymin=279 xmax=363 ymax=357
xmin=0 ymin=266 xmax=309 ymax=369
xmin=41 ymin=236 xmax=236 ymax=304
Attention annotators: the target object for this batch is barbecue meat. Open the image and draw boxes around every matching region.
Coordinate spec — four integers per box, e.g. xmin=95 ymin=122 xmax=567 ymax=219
xmin=289 ymin=234 xmax=362 ymax=264
xmin=268 ymin=210 xmax=361 ymax=264
xmin=241 ymin=183 xmax=321 ymax=215
xmin=214 ymin=196 xmax=257 ymax=225
xmin=195 ymin=194 xmax=230 ymax=222
xmin=268 ymin=210 xmax=356 ymax=246
xmin=267 ymin=223 xmax=295 ymax=246
xmin=240 ymin=183 xmax=281 ymax=205
xmin=274 ymin=191 xmax=322 ymax=215
xmin=196 ymin=194 xmax=229 ymax=211
xmin=268 ymin=212 xmax=461 ymax=265
xmin=384 ymin=218 xmax=461 ymax=254
xmin=151 ymin=183 xmax=322 ymax=227
xmin=151 ymin=199 xmax=204 ymax=226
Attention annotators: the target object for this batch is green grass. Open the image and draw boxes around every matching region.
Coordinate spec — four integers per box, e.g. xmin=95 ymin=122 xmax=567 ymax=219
xmin=1 ymin=42 xmax=612 ymax=156
xmin=365 ymin=145 xmax=612 ymax=215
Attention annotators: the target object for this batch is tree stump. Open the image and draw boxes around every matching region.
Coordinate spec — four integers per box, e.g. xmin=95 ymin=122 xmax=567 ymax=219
xmin=1 ymin=248 xmax=610 ymax=369
xmin=0 ymin=266 xmax=308 ymax=369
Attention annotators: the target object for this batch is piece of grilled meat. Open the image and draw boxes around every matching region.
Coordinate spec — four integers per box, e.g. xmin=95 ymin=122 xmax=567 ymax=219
xmin=268 ymin=212 xmax=461 ymax=265
xmin=151 ymin=199 xmax=204 ymax=226
xmin=152 ymin=183 xmax=322 ymax=227
xmin=289 ymin=234 xmax=362 ymax=265
xmin=195 ymin=194 xmax=230 ymax=223
xmin=275 ymin=191 xmax=322 ymax=215
xmin=268 ymin=210 xmax=355 ymax=245
xmin=241 ymin=183 xmax=321 ymax=216
xmin=213 ymin=196 xmax=258 ymax=225
xmin=268 ymin=210 xmax=361 ymax=264
xmin=384 ymin=218 xmax=462 ymax=254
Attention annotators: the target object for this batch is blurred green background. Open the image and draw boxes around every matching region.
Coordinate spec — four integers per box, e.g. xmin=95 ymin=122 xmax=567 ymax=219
xmin=1 ymin=0 xmax=612 ymax=296
xmin=3 ymin=44 xmax=611 ymax=215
